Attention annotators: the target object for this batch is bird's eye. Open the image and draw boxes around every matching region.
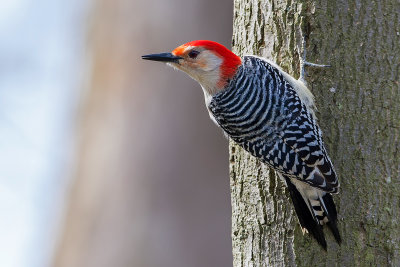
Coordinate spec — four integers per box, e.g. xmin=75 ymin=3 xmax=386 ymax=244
xmin=188 ymin=50 xmax=200 ymax=59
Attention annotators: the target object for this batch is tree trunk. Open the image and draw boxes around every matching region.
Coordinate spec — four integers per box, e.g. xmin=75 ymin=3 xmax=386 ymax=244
xmin=52 ymin=0 xmax=233 ymax=266
xmin=230 ymin=0 xmax=400 ymax=266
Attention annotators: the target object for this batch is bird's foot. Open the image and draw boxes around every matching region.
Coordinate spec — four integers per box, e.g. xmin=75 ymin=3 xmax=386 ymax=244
xmin=299 ymin=36 xmax=331 ymax=86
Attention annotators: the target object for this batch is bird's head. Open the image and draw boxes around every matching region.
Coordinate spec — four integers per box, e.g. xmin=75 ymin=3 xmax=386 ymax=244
xmin=142 ymin=40 xmax=242 ymax=95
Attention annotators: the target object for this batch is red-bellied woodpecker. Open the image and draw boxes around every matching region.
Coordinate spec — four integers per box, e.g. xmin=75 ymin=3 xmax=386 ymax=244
xmin=142 ymin=40 xmax=341 ymax=250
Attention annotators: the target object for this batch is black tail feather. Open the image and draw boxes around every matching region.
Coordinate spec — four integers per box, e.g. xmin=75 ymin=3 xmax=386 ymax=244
xmin=284 ymin=177 xmax=327 ymax=250
xmin=322 ymin=193 xmax=342 ymax=244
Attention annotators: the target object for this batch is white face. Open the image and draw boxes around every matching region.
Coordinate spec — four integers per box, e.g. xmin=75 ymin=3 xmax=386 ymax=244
xmin=168 ymin=46 xmax=223 ymax=95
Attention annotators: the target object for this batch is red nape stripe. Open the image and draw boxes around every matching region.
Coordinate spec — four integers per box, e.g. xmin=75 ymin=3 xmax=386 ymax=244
xmin=174 ymin=40 xmax=242 ymax=88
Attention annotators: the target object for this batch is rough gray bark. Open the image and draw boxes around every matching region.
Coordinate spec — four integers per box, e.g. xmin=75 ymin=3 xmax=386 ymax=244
xmin=230 ymin=0 xmax=400 ymax=266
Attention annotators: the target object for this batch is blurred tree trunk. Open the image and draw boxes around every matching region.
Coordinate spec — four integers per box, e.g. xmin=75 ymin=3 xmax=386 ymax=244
xmin=53 ymin=0 xmax=234 ymax=267
xmin=230 ymin=0 xmax=400 ymax=266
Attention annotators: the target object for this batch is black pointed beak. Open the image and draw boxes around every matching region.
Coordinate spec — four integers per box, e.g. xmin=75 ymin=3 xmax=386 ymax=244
xmin=142 ymin=53 xmax=183 ymax=63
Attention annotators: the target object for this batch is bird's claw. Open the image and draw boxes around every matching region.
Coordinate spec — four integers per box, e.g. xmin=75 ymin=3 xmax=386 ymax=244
xmin=299 ymin=36 xmax=331 ymax=85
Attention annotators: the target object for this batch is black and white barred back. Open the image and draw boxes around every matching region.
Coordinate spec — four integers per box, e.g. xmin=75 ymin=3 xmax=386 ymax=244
xmin=208 ymin=56 xmax=341 ymax=249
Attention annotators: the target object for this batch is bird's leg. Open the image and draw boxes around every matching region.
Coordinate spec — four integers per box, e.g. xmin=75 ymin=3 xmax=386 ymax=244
xmin=299 ymin=36 xmax=330 ymax=86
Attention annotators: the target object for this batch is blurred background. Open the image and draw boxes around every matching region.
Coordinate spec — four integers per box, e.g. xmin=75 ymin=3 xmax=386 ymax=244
xmin=0 ymin=0 xmax=234 ymax=266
